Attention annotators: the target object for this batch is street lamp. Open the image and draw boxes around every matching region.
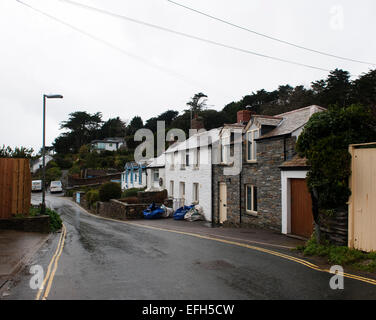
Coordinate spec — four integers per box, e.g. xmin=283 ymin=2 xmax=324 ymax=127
xmin=41 ymin=94 xmax=63 ymax=215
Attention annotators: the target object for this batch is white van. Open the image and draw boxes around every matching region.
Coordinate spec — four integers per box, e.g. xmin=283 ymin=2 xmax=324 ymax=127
xmin=32 ymin=180 xmax=43 ymax=192
xmin=50 ymin=180 xmax=63 ymax=193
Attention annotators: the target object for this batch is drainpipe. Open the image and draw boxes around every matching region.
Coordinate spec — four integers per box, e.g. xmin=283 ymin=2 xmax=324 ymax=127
xmin=211 ymin=146 xmax=215 ymax=228
xmin=239 ymin=171 xmax=242 ymax=225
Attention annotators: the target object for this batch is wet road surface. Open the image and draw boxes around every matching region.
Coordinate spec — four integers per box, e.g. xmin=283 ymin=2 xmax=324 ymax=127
xmin=4 ymin=194 xmax=376 ymax=300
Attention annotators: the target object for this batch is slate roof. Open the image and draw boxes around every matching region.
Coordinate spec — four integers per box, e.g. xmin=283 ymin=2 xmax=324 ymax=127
xmin=280 ymin=155 xmax=309 ymax=169
xmin=165 ymin=127 xmax=222 ymax=153
xmin=257 ymin=105 xmax=325 ymax=140
xmin=148 ymin=154 xmax=166 ymax=168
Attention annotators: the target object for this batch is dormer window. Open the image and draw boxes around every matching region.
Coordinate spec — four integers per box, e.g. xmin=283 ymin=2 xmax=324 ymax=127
xmin=247 ymin=129 xmax=259 ymax=161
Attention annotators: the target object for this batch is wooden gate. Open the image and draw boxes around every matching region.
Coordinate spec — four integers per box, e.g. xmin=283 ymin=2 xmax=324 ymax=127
xmin=0 ymin=158 xmax=31 ymax=219
xmin=349 ymin=143 xmax=376 ymax=252
xmin=291 ymin=178 xmax=314 ymax=238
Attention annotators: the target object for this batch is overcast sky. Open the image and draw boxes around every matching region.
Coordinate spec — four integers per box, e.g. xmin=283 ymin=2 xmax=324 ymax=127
xmin=1 ymin=0 xmax=375 ymax=152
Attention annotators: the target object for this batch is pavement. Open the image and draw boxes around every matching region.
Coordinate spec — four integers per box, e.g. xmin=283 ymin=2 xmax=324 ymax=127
xmin=0 ymin=230 xmax=49 ymax=295
xmin=130 ymin=219 xmax=305 ymax=251
xmin=2 ymin=193 xmax=376 ymax=300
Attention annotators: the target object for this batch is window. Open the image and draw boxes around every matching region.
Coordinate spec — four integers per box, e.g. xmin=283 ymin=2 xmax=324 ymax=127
xmin=179 ymin=182 xmax=185 ymax=199
xmin=246 ymin=185 xmax=258 ymax=213
xmin=247 ymin=130 xmax=259 ymax=161
xmin=170 ymin=181 xmax=174 ymax=197
xmin=195 ymin=148 xmax=200 ymax=167
xmin=153 ymin=169 xmax=159 ymax=182
xmin=186 ymin=153 xmax=190 ymax=166
xmin=193 ymin=183 xmax=199 ymax=203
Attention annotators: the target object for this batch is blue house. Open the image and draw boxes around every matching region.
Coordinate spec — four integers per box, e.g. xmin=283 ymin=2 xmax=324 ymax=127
xmin=121 ymin=161 xmax=149 ymax=190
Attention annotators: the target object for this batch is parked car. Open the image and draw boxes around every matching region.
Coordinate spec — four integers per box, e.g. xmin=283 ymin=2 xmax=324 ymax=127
xmin=50 ymin=180 xmax=63 ymax=193
xmin=32 ymin=180 xmax=43 ymax=192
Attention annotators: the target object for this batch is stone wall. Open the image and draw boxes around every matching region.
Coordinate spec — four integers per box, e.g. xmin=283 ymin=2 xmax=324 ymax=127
xmin=213 ymin=135 xmax=297 ymax=231
xmin=96 ymin=200 xmax=148 ymax=220
xmin=68 ymin=173 xmax=121 ymax=187
xmin=319 ymin=209 xmax=348 ymax=246
xmin=0 ymin=215 xmax=51 ymax=233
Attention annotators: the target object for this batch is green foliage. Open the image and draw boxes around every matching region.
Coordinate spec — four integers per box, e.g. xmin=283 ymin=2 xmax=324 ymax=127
xmin=296 ymin=104 xmax=376 ymax=209
xmin=299 ymin=234 xmax=376 ymax=272
xmin=99 ymin=182 xmax=122 ymax=202
xmin=121 ymin=187 xmax=145 ymax=198
xmin=86 ymin=189 xmax=100 ymax=208
xmin=0 ymin=145 xmax=34 ymax=158
xmin=46 ymin=167 xmax=62 ymax=183
xmin=29 ymin=207 xmax=62 ymax=232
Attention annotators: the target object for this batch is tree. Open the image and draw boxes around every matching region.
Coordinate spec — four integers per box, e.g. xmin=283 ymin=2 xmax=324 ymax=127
xmin=126 ymin=116 xmax=144 ymax=136
xmin=296 ymin=104 xmax=376 ymax=211
xmin=99 ymin=117 xmax=127 ymax=138
xmin=186 ymin=92 xmax=208 ymax=115
xmin=58 ymin=111 xmax=103 ymax=153
xmin=0 ymin=145 xmax=34 ymax=158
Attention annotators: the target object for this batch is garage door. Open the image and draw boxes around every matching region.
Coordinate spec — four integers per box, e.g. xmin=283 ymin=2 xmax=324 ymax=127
xmin=291 ymin=179 xmax=314 ymax=238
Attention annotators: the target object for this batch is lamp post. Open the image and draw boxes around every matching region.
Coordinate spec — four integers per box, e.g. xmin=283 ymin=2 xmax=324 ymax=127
xmin=41 ymin=94 xmax=63 ymax=215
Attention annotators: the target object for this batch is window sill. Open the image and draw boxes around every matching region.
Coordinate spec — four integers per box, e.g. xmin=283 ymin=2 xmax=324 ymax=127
xmin=245 ymin=160 xmax=257 ymax=164
xmin=244 ymin=210 xmax=258 ymax=217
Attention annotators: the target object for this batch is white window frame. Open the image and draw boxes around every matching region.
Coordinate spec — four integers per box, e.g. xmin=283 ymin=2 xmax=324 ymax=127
xmin=179 ymin=182 xmax=185 ymax=199
xmin=246 ymin=129 xmax=259 ymax=162
xmin=193 ymin=183 xmax=199 ymax=203
xmin=169 ymin=180 xmax=174 ymax=197
xmin=245 ymin=184 xmax=258 ymax=215
xmin=153 ymin=169 xmax=159 ymax=182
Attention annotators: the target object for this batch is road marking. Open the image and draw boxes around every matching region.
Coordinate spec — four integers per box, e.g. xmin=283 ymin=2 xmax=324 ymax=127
xmin=35 ymin=224 xmax=66 ymax=300
xmin=71 ymin=200 xmax=376 ymax=286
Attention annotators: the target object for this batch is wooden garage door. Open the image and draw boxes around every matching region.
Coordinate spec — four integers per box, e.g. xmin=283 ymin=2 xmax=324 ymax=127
xmin=291 ymin=179 xmax=314 ymax=238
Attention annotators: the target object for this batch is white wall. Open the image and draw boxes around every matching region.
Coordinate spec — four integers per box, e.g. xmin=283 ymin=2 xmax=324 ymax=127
xmin=281 ymin=170 xmax=308 ymax=234
xmin=165 ymin=145 xmax=212 ymax=221
xmin=146 ymin=167 xmax=165 ymax=191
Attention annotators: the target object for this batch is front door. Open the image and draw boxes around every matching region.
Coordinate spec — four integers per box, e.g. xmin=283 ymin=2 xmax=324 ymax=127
xmin=219 ymin=183 xmax=227 ymax=223
xmin=291 ymin=179 xmax=314 ymax=238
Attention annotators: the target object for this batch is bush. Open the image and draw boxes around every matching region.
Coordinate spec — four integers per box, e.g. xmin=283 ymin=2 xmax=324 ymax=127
xmin=296 ymin=104 xmax=376 ymax=209
xmin=29 ymin=206 xmax=62 ymax=232
xmin=121 ymin=187 xmax=145 ymax=198
xmin=99 ymin=182 xmax=122 ymax=202
xmin=298 ymin=234 xmax=376 ymax=272
xmin=86 ymin=189 xmax=100 ymax=208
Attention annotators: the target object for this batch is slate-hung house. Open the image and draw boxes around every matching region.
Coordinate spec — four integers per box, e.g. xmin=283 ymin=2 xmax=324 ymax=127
xmin=213 ymin=105 xmax=325 ymax=236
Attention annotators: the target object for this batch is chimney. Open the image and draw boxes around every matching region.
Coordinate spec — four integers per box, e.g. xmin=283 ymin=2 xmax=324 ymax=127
xmin=191 ymin=114 xmax=205 ymax=130
xmin=237 ymin=110 xmax=252 ymax=124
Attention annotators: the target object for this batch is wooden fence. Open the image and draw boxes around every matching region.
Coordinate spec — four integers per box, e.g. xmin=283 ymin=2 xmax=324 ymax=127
xmin=0 ymin=158 xmax=31 ymax=219
xmin=348 ymin=142 xmax=376 ymax=252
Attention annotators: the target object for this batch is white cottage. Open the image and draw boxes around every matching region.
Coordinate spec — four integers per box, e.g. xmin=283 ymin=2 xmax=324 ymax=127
xmin=164 ymin=128 xmax=221 ymax=221
xmin=146 ymin=154 xmax=166 ymax=192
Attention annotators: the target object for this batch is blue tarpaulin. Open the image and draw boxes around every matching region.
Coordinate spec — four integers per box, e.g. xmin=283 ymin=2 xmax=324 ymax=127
xmin=143 ymin=202 xmax=165 ymax=219
xmin=173 ymin=205 xmax=195 ymax=220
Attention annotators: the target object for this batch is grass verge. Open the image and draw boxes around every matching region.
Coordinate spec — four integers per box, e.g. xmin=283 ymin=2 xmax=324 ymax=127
xmin=297 ymin=234 xmax=376 ymax=273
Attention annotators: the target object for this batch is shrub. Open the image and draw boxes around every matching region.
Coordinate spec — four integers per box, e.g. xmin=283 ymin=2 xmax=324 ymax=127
xmin=296 ymin=104 xmax=376 ymax=209
xmin=28 ymin=206 xmax=62 ymax=232
xmin=121 ymin=187 xmax=145 ymax=198
xmin=86 ymin=189 xmax=100 ymax=208
xmin=46 ymin=207 xmax=63 ymax=232
xmin=99 ymin=182 xmax=122 ymax=202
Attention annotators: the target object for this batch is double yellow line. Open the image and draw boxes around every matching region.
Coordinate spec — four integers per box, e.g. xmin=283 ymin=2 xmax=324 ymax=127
xmin=35 ymin=224 xmax=66 ymax=300
xmin=75 ymin=202 xmax=376 ymax=287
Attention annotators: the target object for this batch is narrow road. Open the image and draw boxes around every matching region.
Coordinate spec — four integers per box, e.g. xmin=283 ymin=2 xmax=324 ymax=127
xmin=6 ymin=194 xmax=376 ymax=300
